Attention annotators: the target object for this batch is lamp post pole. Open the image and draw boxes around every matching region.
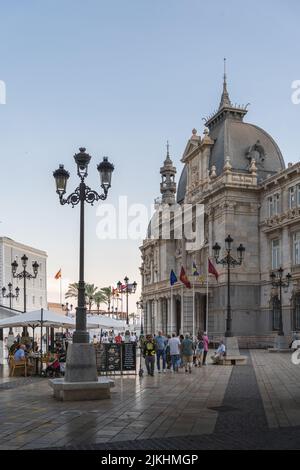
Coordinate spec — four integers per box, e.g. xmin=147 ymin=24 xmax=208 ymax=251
xmin=270 ymin=267 xmax=291 ymax=337
xmin=213 ymin=235 xmax=245 ymax=337
xmin=136 ymin=300 xmax=144 ymax=336
xmin=53 ymin=147 xmax=114 ymax=384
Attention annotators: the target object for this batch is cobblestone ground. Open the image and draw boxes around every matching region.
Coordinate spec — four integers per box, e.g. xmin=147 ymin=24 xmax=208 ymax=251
xmin=1 ymin=350 xmax=300 ymax=450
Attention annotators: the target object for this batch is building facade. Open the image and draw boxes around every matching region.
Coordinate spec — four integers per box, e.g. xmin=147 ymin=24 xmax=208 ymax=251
xmin=0 ymin=237 xmax=48 ymax=313
xmin=140 ymin=76 xmax=300 ymax=348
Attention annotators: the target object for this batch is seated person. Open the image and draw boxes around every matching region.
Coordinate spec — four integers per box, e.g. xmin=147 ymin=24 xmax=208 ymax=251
xmin=211 ymin=341 xmax=226 ymax=364
xmin=55 ymin=342 xmax=66 ymax=362
xmin=44 ymin=352 xmax=61 ymax=377
xmin=14 ymin=344 xmax=26 ymax=362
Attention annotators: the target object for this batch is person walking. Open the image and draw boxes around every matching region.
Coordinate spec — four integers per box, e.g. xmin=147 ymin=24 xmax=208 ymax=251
xmin=168 ymin=333 xmax=181 ymax=373
xmin=181 ymin=334 xmax=194 ymax=373
xmin=179 ymin=334 xmax=184 ymax=368
xmin=155 ymin=331 xmax=167 ymax=373
xmin=165 ymin=334 xmax=172 ymax=370
xmin=196 ymin=333 xmax=204 ymax=367
xmin=202 ymin=331 xmax=209 ymax=365
xmin=143 ymin=334 xmax=156 ymax=376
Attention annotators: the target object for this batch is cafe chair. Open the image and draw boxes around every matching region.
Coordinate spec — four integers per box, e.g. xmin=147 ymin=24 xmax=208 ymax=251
xmin=9 ymin=356 xmax=28 ymax=377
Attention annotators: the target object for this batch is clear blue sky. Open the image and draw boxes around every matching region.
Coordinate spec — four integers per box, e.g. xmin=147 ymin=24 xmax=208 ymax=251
xmin=0 ymin=0 xmax=299 ymax=309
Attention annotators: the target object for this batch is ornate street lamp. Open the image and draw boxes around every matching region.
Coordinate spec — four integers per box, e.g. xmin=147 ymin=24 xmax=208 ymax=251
xmin=11 ymin=254 xmax=39 ymax=312
xmin=54 ymin=148 xmax=114 ymax=344
xmin=213 ymin=235 xmax=245 ymax=337
xmin=117 ymin=277 xmax=137 ymax=326
xmin=270 ymin=267 xmax=291 ymax=336
xmin=53 ymin=147 xmax=114 ymax=384
xmin=2 ymin=283 xmax=20 ymax=309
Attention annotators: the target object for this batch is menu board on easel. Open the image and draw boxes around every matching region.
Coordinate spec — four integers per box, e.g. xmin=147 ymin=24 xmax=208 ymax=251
xmin=122 ymin=343 xmax=136 ymax=371
xmin=95 ymin=343 xmax=107 ymax=373
xmin=106 ymin=343 xmax=121 ymax=372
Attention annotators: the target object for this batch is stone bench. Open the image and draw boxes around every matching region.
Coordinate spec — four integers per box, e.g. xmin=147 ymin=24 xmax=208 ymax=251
xmin=219 ymin=355 xmax=248 ymax=366
xmin=49 ymin=377 xmax=115 ymax=401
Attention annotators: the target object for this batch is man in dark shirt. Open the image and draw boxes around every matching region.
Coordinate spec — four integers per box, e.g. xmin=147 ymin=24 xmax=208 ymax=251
xmin=143 ymin=334 xmax=156 ymax=376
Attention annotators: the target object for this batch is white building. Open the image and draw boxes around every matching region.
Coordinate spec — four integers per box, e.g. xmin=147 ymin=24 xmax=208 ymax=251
xmin=0 ymin=237 xmax=48 ymax=314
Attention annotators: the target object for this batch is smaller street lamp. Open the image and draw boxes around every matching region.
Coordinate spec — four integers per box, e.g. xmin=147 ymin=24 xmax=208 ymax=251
xmin=270 ymin=267 xmax=292 ymax=337
xmin=118 ymin=277 xmax=137 ymax=326
xmin=11 ymin=254 xmax=39 ymax=313
xmin=2 ymin=283 xmax=20 ymax=309
xmin=212 ymin=235 xmax=245 ymax=337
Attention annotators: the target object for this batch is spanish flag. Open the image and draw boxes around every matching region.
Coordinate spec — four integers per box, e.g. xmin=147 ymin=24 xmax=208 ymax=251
xmin=54 ymin=269 xmax=62 ymax=280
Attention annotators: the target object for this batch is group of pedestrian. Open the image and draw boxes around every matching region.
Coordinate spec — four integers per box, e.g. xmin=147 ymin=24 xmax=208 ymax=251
xmin=142 ymin=331 xmax=209 ymax=376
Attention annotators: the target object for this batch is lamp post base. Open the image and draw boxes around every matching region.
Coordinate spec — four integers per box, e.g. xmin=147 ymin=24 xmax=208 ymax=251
xmin=49 ymin=343 xmax=115 ymax=400
xmin=64 ymin=343 xmax=98 ymax=382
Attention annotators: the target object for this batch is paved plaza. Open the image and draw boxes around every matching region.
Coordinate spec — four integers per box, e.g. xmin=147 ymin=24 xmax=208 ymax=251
xmin=1 ymin=350 xmax=300 ymax=450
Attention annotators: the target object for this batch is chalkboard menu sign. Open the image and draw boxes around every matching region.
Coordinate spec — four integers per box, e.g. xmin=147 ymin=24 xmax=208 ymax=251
xmin=94 ymin=343 xmax=136 ymax=374
xmin=95 ymin=343 xmax=107 ymax=372
xmin=106 ymin=343 xmax=121 ymax=372
xmin=122 ymin=343 xmax=136 ymax=371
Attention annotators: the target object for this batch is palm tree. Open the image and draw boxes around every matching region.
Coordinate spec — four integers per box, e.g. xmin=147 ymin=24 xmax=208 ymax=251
xmin=65 ymin=282 xmax=98 ymax=312
xmin=100 ymin=287 xmax=112 ymax=311
xmin=93 ymin=290 xmax=107 ymax=314
xmin=65 ymin=282 xmax=79 ymax=301
xmin=85 ymin=284 xmax=98 ymax=312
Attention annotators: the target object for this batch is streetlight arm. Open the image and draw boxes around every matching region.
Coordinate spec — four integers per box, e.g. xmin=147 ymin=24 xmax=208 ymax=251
xmin=215 ymin=254 xmax=243 ymax=267
xmin=12 ymin=270 xmax=38 ymax=280
xmin=58 ymin=184 xmax=108 ymax=207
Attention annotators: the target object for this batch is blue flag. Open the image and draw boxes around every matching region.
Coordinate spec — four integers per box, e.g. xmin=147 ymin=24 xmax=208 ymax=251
xmin=192 ymin=262 xmax=199 ymax=276
xmin=170 ymin=270 xmax=177 ymax=286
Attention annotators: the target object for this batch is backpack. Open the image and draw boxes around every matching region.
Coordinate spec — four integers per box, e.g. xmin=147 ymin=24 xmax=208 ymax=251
xmin=197 ymin=340 xmax=204 ymax=349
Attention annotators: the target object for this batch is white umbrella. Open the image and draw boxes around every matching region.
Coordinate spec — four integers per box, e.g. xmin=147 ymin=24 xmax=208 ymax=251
xmin=86 ymin=315 xmax=126 ymax=330
xmin=0 ymin=308 xmax=75 ymax=354
xmin=0 ymin=309 xmax=75 ymax=328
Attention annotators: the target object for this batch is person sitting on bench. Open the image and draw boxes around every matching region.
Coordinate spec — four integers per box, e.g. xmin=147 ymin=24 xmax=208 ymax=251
xmin=211 ymin=341 xmax=226 ymax=364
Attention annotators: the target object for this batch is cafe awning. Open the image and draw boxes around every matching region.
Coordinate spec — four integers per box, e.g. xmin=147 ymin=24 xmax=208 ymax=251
xmin=86 ymin=315 xmax=126 ymax=330
xmin=0 ymin=308 xmax=76 ymax=329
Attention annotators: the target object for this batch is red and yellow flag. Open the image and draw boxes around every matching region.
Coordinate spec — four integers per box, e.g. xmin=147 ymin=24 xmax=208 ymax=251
xmin=54 ymin=269 xmax=62 ymax=280
xmin=180 ymin=266 xmax=191 ymax=289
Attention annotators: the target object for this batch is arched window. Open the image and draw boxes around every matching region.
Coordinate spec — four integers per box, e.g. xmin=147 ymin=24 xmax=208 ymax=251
xmin=272 ymin=296 xmax=280 ymax=331
xmin=293 ymin=294 xmax=300 ymax=331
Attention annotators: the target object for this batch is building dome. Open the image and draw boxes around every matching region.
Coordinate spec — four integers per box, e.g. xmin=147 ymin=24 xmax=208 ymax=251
xmin=177 ymin=78 xmax=285 ymax=203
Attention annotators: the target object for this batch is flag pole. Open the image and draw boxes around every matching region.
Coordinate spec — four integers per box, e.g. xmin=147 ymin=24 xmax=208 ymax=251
xmin=206 ymin=256 xmax=209 ymax=334
xmin=170 ymin=283 xmax=173 ymax=335
xmin=181 ymin=285 xmax=184 ymax=335
xmin=59 ymin=269 xmax=62 ymax=305
xmin=192 ymin=278 xmax=195 ymax=339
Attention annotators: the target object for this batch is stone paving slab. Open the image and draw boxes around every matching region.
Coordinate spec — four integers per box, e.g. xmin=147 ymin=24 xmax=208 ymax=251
xmin=0 ymin=364 xmax=231 ymax=449
xmin=2 ymin=350 xmax=300 ymax=450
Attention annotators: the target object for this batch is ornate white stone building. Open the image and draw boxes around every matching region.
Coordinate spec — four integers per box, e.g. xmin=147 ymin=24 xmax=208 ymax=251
xmin=0 ymin=237 xmax=48 ymax=314
xmin=140 ymin=75 xmax=300 ymax=347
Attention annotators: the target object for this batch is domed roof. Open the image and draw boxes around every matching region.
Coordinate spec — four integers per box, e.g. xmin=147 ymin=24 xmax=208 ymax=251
xmin=209 ymin=118 xmax=284 ymax=180
xmin=177 ymin=78 xmax=285 ymax=203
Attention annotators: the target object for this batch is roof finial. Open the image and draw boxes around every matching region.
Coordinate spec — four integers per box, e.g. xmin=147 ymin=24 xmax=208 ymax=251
xmin=166 ymin=140 xmax=170 ymax=157
xmin=219 ymin=57 xmax=232 ymax=110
